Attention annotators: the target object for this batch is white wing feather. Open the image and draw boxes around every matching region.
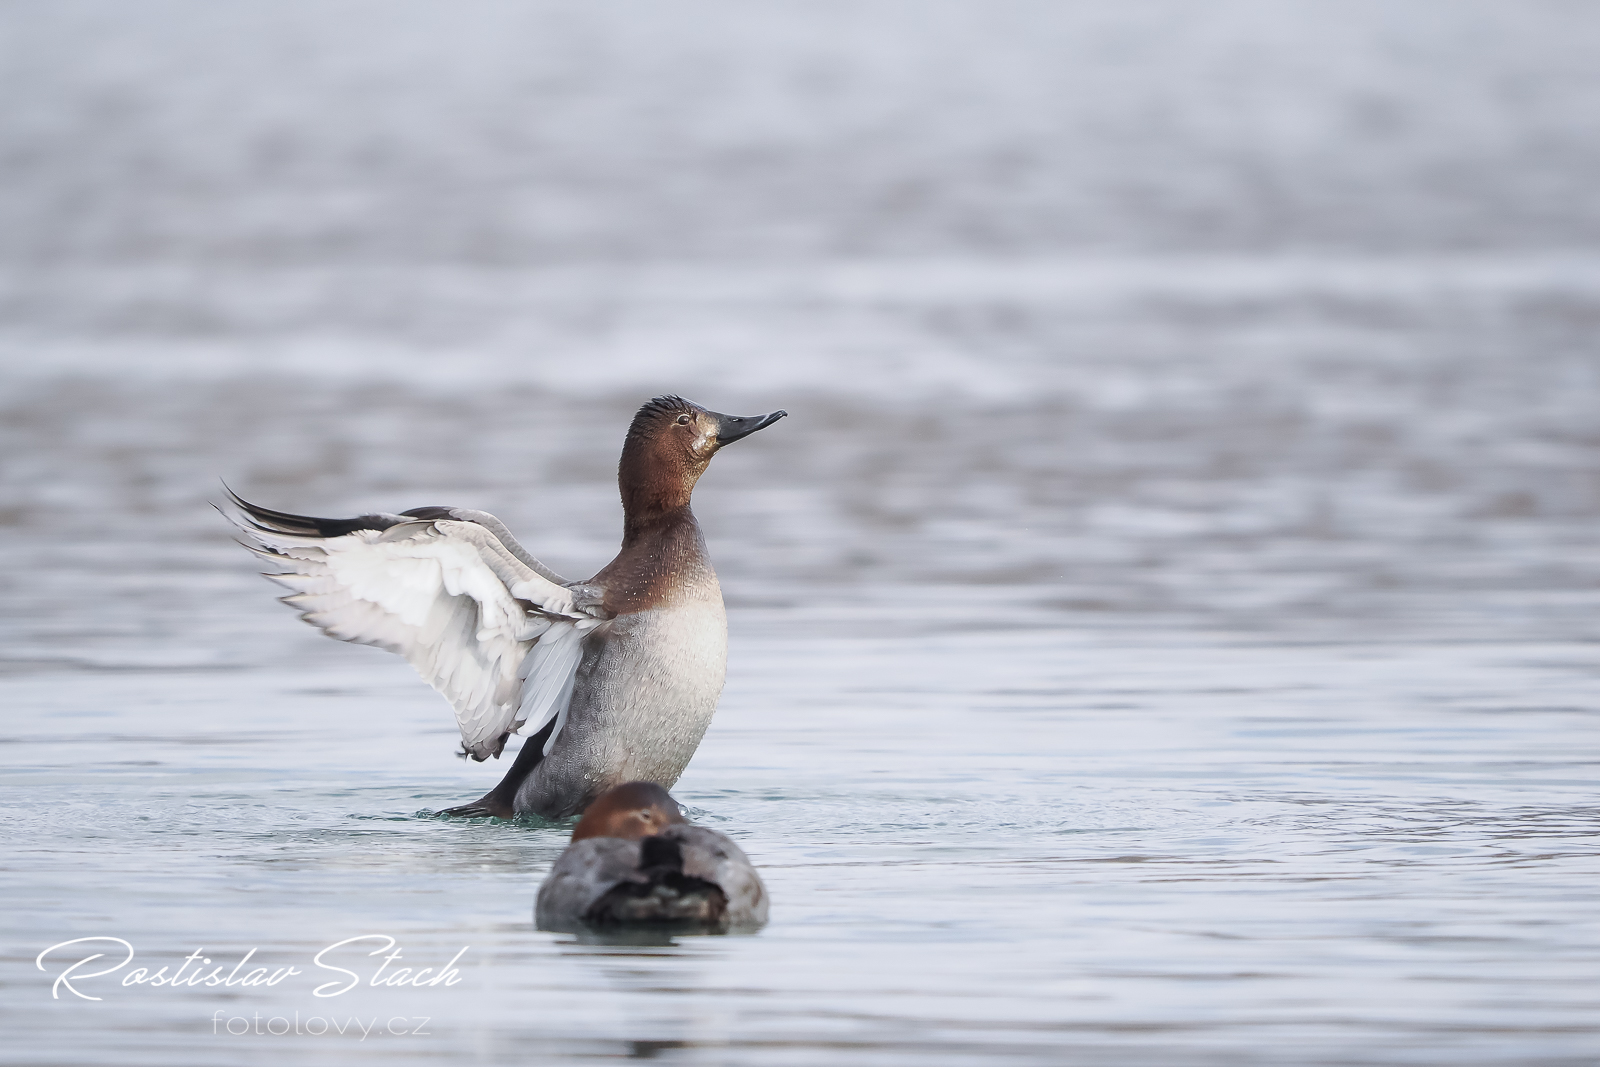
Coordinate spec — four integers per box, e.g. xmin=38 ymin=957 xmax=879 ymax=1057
xmin=232 ymin=509 xmax=601 ymax=760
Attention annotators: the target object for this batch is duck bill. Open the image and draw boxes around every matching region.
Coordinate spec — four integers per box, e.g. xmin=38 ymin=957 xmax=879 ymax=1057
xmin=712 ymin=409 xmax=788 ymax=446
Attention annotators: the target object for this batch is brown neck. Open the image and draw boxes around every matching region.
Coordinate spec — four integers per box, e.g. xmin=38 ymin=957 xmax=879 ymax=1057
xmin=622 ymin=503 xmax=695 ymax=547
xmin=618 ymin=439 xmax=704 ymax=540
xmin=595 ymin=505 xmax=711 ymax=615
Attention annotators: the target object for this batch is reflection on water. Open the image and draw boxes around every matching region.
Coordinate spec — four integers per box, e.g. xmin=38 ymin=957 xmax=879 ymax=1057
xmin=3 ymin=2 xmax=1600 ymax=1064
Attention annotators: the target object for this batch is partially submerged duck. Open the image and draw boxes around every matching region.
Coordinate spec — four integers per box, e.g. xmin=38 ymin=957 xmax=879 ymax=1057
xmin=536 ymin=782 xmax=768 ymax=933
xmin=226 ymin=396 xmax=785 ymax=819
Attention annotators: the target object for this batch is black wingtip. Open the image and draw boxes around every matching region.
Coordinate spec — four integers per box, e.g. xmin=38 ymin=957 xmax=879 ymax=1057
xmin=220 ymin=484 xmax=406 ymax=539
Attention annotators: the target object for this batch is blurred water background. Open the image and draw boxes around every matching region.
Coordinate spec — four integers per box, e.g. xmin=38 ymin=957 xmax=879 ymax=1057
xmin=2 ymin=2 xmax=1598 ymax=1064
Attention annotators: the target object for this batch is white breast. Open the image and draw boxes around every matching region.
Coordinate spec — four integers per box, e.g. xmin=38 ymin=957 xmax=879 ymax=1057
xmin=518 ymin=590 xmax=729 ymax=816
xmin=605 ymin=595 xmax=730 ymax=745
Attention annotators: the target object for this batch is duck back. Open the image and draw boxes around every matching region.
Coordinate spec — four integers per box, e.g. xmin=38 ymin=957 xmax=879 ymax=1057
xmin=535 ymin=824 xmax=768 ymax=933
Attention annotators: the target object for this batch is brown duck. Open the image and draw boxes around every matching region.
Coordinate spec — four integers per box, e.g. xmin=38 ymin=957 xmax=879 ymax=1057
xmin=535 ymin=781 xmax=769 ymax=932
xmin=228 ymin=396 xmax=786 ymax=818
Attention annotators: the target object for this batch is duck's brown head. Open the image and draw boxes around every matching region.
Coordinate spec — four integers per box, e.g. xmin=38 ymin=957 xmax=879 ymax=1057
xmin=618 ymin=396 xmax=786 ymax=526
xmin=570 ymin=781 xmax=689 ymax=842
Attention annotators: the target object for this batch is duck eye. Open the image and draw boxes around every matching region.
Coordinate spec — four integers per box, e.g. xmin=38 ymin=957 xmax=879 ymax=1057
xmin=676 ymin=414 xmax=691 ymax=425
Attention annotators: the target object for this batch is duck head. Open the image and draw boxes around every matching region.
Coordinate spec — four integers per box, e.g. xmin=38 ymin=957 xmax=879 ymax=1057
xmin=618 ymin=395 xmax=786 ymax=526
xmin=570 ymin=781 xmax=689 ymax=842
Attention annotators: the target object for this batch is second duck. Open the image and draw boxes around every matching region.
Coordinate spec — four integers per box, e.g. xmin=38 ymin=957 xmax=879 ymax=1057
xmin=536 ymin=781 xmax=769 ymax=933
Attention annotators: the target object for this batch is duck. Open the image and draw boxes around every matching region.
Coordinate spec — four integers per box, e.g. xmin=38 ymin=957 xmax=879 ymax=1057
xmin=226 ymin=395 xmax=786 ymax=819
xmin=535 ymin=781 xmax=768 ymax=932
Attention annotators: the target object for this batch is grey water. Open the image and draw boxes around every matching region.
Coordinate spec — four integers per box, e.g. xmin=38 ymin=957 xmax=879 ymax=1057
xmin=3 ymin=3 xmax=1600 ymax=1064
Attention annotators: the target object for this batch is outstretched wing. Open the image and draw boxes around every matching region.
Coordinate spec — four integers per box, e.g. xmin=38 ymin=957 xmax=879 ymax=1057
xmin=225 ymin=492 xmax=605 ymax=761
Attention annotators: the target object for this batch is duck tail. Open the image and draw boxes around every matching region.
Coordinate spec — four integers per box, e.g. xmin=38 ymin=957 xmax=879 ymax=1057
xmin=583 ymin=836 xmax=730 ymax=929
